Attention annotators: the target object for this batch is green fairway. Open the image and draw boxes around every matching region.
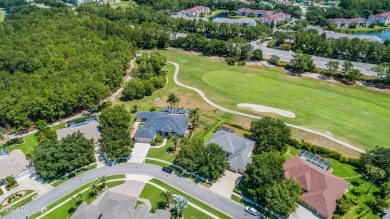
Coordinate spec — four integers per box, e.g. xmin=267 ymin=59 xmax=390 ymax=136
xmin=154 ymin=49 xmax=390 ymax=150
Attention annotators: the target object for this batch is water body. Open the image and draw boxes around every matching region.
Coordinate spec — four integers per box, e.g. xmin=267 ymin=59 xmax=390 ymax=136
xmin=209 ymin=12 xmax=228 ymax=21
xmin=353 ymin=29 xmax=390 ymax=41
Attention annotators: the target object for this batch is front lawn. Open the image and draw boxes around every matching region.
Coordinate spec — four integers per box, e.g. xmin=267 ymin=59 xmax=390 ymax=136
xmin=154 ymin=49 xmax=390 ymax=150
xmin=146 ymin=141 xmax=176 ymax=163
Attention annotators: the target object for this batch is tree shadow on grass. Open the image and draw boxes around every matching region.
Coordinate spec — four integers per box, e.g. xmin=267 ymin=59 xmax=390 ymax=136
xmin=157 ymin=200 xmax=166 ymax=210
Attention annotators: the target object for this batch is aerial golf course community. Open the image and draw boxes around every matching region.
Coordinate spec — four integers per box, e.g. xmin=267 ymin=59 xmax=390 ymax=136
xmin=1 ymin=0 xmax=390 ymax=219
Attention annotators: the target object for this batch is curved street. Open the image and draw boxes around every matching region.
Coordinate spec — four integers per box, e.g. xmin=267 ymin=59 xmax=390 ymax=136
xmin=4 ymin=163 xmax=257 ymax=219
xmin=168 ymin=61 xmax=366 ymax=153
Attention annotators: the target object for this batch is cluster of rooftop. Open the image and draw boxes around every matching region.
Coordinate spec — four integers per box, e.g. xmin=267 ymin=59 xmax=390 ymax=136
xmin=328 ymin=12 xmax=390 ymax=28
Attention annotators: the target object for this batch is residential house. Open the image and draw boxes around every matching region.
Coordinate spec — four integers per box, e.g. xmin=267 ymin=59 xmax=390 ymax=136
xmin=180 ymin=6 xmax=210 ymax=17
xmin=236 ymin=8 xmax=273 ymax=17
xmin=133 ymin=111 xmax=189 ymax=143
xmin=0 ymin=149 xmax=30 ymax=184
xmin=71 ymin=191 xmax=170 ymax=219
xmin=283 ymin=156 xmax=349 ymax=219
xmin=328 ymin=18 xmax=368 ymax=28
xmin=206 ymin=129 xmax=255 ymax=174
xmin=57 ymin=117 xmax=101 ymax=144
xmin=64 ymin=0 xmax=106 ymax=4
xmin=368 ymin=12 xmax=390 ymax=26
xmin=213 ymin=18 xmax=257 ymax=27
xmin=171 ymin=13 xmax=208 ymax=21
xmin=258 ymin=12 xmax=291 ymax=27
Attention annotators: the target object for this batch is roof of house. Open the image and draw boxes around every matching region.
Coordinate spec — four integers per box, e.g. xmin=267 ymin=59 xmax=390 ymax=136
xmin=181 ymin=6 xmax=209 ymax=13
xmin=57 ymin=121 xmax=101 ymax=143
xmin=206 ymin=130 xmax=255 ymax=171
xmin=283 ymin=156 xmax=349 ymax=218
xmin=237 ymin=8 xmax=272 ymax=15
xmin=134 ymin=112 xmax=189 ymax=139
xmin=369 ymin=12 xmax=390 ymax=19
xmin=259 ymin=12 xmax=289 ymax=21
xmin=133 ymin=127 xmax=156 ymax=139
xmin=71 ymin=191 xmax=170 ymax=219
xmin=0 ymin=149 xmax=29 ymax=179
xmin=328 ymin=18 xmax=367 ymax=23
xmin=213 ymin=18 xmax=256 ymax=24
xmin=171 ymin=13 xmax=208 ymax=21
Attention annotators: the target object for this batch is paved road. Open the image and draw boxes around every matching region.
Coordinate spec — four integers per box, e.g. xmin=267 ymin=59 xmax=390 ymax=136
xmin=5 ymin=163 xmax=257 ymax=219
xmin=168 ymin=61 xmax=365 ymax=153
xmin=251 ymin=42 xmax=378 ymax=77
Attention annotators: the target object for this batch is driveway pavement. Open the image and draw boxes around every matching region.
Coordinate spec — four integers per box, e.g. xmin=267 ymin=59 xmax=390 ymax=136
xmin=210 ymin=171 xmax=241 ymax=198
xmin=289 ymin=204 xmax=322 ymax=219
xmin=128 ymin=143 xmax=150 ymax=163
xmin=4 ymin=163 xmax=258 ymax=219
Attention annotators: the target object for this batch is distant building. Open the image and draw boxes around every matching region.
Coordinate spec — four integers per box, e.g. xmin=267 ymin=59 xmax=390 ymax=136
xmin=0 ymin=149 xmax=30 ymax=184
xmin=258 ymin=12 xmax=291 ymax=27
xmin=206 ymin=130 xmax=255 ymax=174
xmin=368 ymin=12 xmax=390 ymax=25
xmin=63 ymin=0 xmax=106 ymax=5
xmin=161 ymin=106 xmax=191 ymax=117
xmin=284 ymin=156 xmax=349 ymax=219
xmin=236 ymin=8 xmax=273 ymax=17
xmin=180 ymin=6 xmax=210 ymax=17
xmin=213 ymin=18 xmax=257 ymax=27
xmin=171 ymin=13 xmax=208 ymax=21
xmin=328 ymin=18 xmax=367 ymax=28
xmin=133 ymin=112 xmax=189 ymax=143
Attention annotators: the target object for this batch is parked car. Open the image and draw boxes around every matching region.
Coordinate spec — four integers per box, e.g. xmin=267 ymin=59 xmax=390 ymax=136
xmin=245 ymin=206 xmax=259 ymax=216
xmin=162 ymin=167 xmax=173 ymax=174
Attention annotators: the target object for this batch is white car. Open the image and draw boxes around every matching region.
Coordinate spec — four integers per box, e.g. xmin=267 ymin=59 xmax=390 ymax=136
xmin=245 ymin=206 xmax=259 ymax=216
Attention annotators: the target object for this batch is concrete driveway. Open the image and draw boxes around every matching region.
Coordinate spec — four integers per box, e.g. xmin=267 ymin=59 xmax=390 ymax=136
xmin=210 ymin=171 xmax=241 ymax=198
xmin=289 ymin=204 xmax=322 ymax=219
xmin=128 ymin=143 xmax=150 ymax=163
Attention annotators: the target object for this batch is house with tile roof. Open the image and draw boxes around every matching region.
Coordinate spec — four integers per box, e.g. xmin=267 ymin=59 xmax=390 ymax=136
xmin=328 ymin=18 xmax=368 ymax=28
xmin=213 ymin=18 xmax=257 ymax=27
xmin=258 ymin=12 xmax=291 ymax=27
xmin=368 ymin=12 xmax=390 ymax=25
xmin=133 ymin=112 xmax=189 ymax=143
xmin=71 ymin=191 xmax=170 ymax=219
xmin=206 ymin=130 xmax=255 ymax=174
xmin=283 ymin=156 xmax=349 ymax=219
xmin=181 ymin=6 xmax=210 ymax=17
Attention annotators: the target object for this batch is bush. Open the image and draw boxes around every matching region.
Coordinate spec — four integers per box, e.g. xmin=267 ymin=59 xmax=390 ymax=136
xmin=268 ymin=55 xmax=280 ymax=65
xmin=4 ymin=138 xmax=23 ymax=146
xmin=279 ymin=43 xmax=291 ymax=51
xmin=225 ymin=57 xmax=237 ymax=66
xmin=154 ymin=134 xmax=164 ymax=143
xmin=150 ymin=107 xmax=156 ymax=112
xmin=150 ymin=141 xmax=157 ymax=146
xmin=267 ymin=40 xmax=275 ymax=48
xmin=237 ymin=61 xmax=246 ymax=66
xmin=5 ymin=176 xmax=17 ymax=190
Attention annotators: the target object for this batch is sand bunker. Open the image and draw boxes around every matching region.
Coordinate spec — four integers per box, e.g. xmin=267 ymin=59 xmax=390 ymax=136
xmin=237 ymin=104 xmax=296 ymax=118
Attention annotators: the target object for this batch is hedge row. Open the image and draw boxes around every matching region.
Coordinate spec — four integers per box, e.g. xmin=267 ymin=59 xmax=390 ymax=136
xmin=288 ymin=139 xmax=360 ymax=167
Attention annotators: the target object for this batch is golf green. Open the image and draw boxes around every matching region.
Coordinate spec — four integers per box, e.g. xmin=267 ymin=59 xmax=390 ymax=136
xmin=155 ymin=49 xmax=390 ymax=150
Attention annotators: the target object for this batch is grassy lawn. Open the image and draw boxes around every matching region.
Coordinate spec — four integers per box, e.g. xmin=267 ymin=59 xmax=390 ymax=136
xmin=41 ymin=180 xmax=125 ymax=219
xmin=146 ymin=141 xmax=176 ymax=163
xmin=51 ymin=164 xmax=98 ymax=187
xmin=110 ymin=0 xmax=136 ymax=9
xmin=1 ymin=190 xmax=34 ymax=207
xmin=150 ymin=178 xmax=231 ymax=219
xmin=145 ymin=158 xmax=171 ymax=167
xmin=30 ymin=174 xmax=126 ymax=219
xmin=347 ymin=25 xmax=390 ymax=32
xmin=0 ymin=193 xmax=36 ymax=216
xmin=140 ymin=183 xmax=214 ymax=219
xmin=0 ymin=8 xmax=4 ymax=22
xmin=152 ymin=49 xmax=390 ymax=150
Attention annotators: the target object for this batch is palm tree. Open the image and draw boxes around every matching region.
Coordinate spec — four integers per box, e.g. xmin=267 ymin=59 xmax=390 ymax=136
xmin=71 ymin=193 xmax=83 ymax=207
xmin=174 ymin=97 xmax=180 ymax=108
xmin=172 ymin=195 xmax=188 ymax=218
xmin=167 ymin=93 xmax=177 ymax=108
xmin=190 ymin=108 xmax=200 ymax=129
xmin=89 ymin=182 xmax=100 ymax=198
xmin=98 ymin=176 xmax=106 ymax=189
xmin=364 ymin=165 xmax=386 ymax=194
xmin=170 ymin=134 xmax=180 ymax=152
xmin=160 ymin=190 xmax=174 ymax=208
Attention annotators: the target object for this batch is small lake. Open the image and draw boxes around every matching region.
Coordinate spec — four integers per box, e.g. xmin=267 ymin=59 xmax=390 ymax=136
xmin=209 ymin=12 xmax=228 ymax=21
xmin=352 ymin=29 xmax=390 ymax=41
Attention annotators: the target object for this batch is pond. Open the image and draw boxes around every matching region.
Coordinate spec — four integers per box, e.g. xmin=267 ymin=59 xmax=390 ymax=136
xmin=209 ymin=12 xmax=228 ymax=21
xmin=352 ymin=29 xmax=390 ymax=41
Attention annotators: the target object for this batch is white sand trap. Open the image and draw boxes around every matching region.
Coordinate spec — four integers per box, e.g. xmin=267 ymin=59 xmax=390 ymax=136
xmin=238 ymin=104 xmax=296 ymax=118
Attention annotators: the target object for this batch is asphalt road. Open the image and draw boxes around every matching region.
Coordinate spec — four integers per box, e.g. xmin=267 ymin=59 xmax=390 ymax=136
xmin=5 ymin=163 xmax=257 ymax=219
xmin=252 ymin=42 xmax=378 ymax=77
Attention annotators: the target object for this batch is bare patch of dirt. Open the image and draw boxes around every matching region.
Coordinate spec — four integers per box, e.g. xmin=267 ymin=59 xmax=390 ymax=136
xmin=185 ymin=51 xmax=201 ymax=56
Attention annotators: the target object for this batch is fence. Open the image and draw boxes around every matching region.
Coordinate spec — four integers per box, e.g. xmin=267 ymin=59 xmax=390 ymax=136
xmin=171 ymin=164 xmax=213 ymax=185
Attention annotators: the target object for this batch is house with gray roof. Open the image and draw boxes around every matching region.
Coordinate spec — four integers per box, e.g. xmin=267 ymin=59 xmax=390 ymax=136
xmin=0 ymin=149 xmax=30 ymax=184
xmin=71 ymin=191 xmax=170 ymax=219
xmin=206 ymin=130 xmax=255 ymax=174
xmin=133 ymin=112 xmax=189 ymax=143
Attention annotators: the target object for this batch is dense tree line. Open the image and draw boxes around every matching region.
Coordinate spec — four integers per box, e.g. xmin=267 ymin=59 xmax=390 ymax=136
xmin=242 ymin=152 xmax=301 ymax=217
xmin=173 ymin=138 xmax=229 ymax=182
xmin=0 ymin=5 xmax=135 ymax=129
xmin=98 ymin=105 xmax=133 ymax=161
xmin=28 ymin=131 xmax=95 ymax=181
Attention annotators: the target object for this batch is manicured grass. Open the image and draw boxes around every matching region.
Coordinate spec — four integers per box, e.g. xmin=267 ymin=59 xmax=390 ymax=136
xmin=155 ymin=49 xmax=390 ymax=150
xmin=0 ymin=193 xmax=36 ymax=216
xmin=140 ymin=183 xmax=213 ymax=219
xmin=0 ymin=8 xmax=4 ymax=22
xmin=146 ymin=141 xmax=176 ymax=163
xmin=346 ymin=25 xmax=390 ymax=32
xmin=150 ymin=178 xmax=231 ymax=219
xmin=51 ymin=164 xmax=98 ymax=187
xmin=29 ymin=174 xmax=126 ymax=219
xmin=8 ymin=133 xmax=38 ymax=155
xmin=145 ymin=159 xmax=171 ymax=167
xmin=41 ymin=180 xmax=125 ymax=219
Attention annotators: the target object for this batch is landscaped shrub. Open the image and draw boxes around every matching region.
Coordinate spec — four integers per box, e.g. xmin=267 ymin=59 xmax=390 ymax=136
xmin=154 ymin=135 xmax=164 ymax=143
xmin=225 ymin=57 xmax=237 ymax=66
xmin=237 ymin=61 xmax=246 ymax=66
xmin=279 ymin=43 xmax=291 ymax=51
xmin=4 ymin=138 xmax=23 ymax=146
xmin=5 ymin=176 xmax=17 ymax=190
xmin=150 ymin=141 xmax=157 ymax=146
